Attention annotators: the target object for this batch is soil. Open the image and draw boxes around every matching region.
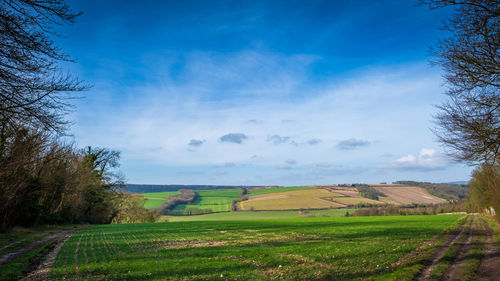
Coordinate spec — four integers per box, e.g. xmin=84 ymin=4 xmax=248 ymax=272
xmin=477 ymin=221 xmax=500 ymax=280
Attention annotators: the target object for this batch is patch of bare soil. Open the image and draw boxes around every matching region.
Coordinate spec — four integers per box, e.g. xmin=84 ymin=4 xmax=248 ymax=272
xmin=478 ymin=220 xmax=500 ymax=281
xmin=161 ymin=240 xmax=228 ymax=249
xmin=416 ymin=224 xmax=466 ymax=281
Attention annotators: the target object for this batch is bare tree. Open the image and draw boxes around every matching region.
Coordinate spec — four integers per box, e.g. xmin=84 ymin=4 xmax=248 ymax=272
xmin=420 ymin=0 xmax=500 ymax=164
xmin=0 ymin=0 xmax=86 ymax=137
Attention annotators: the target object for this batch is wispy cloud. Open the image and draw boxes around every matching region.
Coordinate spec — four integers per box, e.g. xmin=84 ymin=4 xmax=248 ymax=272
xmin=336 ymin=138 xmax=370 ymax=150
xmin=307 ymin=138 xmax=322 ymax=145
xmin=188 ymin=139 xmax=205 ymax=147
xmin=276 ymin=159 xmax=297 ymax=170
xmin=219 ymin=133 xmax=248 ymax=144
xmin=268 ymin=135 xmax=290 ymax=145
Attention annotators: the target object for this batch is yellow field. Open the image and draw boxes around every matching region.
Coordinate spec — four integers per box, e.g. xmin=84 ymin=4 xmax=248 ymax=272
xmin=239 ymin=189 xmax=345 ymax=210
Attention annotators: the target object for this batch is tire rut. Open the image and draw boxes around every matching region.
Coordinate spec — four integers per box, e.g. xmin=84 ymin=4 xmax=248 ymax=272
xmin=20 ymin=230 xmax=78 ymax=281
xmin=415 ymin=221 xmax=467 ymax=281
xmin=478 ymin=219 xmax=500 ymax=281
xmin=0 ymin=228 xmax=83 ymax=267
xmin=443 ymin=216 xmax=475 ymax=281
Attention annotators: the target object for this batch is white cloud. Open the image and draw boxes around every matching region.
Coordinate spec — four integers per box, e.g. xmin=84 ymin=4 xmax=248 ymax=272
xmin=384 ymin=148 xmax=446 ymax=170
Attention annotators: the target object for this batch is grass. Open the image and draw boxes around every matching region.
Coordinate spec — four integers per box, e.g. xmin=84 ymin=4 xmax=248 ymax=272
xmin=162 ymin=209 xmax=356 ymax=222
xmin=51 ymin=215 xmax=463 ymax=280
xmin=240 ymin=189 xmax=344 ymax=210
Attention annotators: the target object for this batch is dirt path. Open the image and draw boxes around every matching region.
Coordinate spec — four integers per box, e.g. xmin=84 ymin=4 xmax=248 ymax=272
xmin=443 ymin=217 xmax=475 ymax=281
xmin=20 ymin=230 xmax=78 ymax=281
xmin=477 ymin=221 xmax=500 ymax=280
xmin=416 ymin=222 xmax=467 ymax=281
xmin=0 ymin=228 xmax=82 ymax=266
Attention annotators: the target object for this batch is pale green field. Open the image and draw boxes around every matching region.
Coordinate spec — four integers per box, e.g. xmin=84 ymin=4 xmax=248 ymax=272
xmin=141 ymin=191 xmax=180 ymax=209
xmin=163 ymin=209 xmax=356 ymax=222
xmin=143 ymin=198 xmax=167 ymax=208
xmin=141 ymin=191 xmax=180 ymax=199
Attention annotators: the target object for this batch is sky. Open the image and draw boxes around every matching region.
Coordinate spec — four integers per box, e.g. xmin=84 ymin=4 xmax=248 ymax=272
xmin=56 ymin=0 xmax=473 ymax=185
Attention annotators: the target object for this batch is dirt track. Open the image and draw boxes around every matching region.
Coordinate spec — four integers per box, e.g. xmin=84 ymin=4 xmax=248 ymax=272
xmin=415 ymin=215 xmax=500 ymax=281
xmin=0 ymin=227 xmax=84 ymax=280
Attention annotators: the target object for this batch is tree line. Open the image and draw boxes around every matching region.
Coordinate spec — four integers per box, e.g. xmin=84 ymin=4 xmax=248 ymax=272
xmin=0 ymin=0 xmax=156 ymax=230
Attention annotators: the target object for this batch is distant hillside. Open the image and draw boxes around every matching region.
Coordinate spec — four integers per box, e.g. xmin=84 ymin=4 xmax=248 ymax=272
xmin=124 ymin=184 xmax=265 ymax=193
xmin=393 ymin=181 xmax=468 ymax=201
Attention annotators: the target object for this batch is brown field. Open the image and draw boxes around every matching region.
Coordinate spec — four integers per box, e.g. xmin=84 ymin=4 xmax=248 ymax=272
xmin=369 ymin=184 xmax=447 ymax=204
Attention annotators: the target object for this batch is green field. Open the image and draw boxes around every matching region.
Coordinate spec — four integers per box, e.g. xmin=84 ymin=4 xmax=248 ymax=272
xmin=171 ymin=188 xmax=243 ymax=213
xmin=51 ymin=215 xmax=464 ymax=280
xmin=163 ymin=209 xmax=356 ymax=222
xmin=142 ymin=198 xmax=167 ymax=208
xmin=142 ymin=191 xmax=180 ymax=199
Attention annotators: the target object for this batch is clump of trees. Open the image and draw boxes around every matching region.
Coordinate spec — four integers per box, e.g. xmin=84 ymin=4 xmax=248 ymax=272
xmin=158 ymin=189 xmax=196 ymax=215
xmin=0 ymin=136 xmax=158 ymax=229
xmin=231 ymin=188 xmax=249 ymax=211
xmin=355 ymin=185 xmax=386 ymax=200
xmin=421 ymin=0 xmax=499 ymax=220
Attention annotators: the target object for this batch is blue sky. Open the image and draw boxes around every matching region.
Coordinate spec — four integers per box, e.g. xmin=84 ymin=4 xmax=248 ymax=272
xmin=57 ymin=0 xmax=472 ymax=185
